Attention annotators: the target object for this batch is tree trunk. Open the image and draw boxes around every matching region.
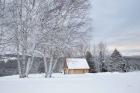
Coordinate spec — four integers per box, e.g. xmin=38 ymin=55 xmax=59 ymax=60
xmin=25 ymin=47 xmax=36 ymax=77
xmin=43 ymin=49 xmax=48 ymax=78
xmin=46 ymin=56 xmax=53 ymax=78
xmin=17 ymin=42 xmax=22 ymax=78
xmin=43 ymin=55 xmax=48 ymax=78
xmin=25 ymin=58 xmax=31 ymax=77
xmin=50 ymin=59 xmax=58 ymax=76
xmin=21 ymin=48 xmax=26 ymax=77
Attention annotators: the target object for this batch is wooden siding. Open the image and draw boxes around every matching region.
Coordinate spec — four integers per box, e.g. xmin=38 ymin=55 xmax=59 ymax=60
xmin=64 ymin=68 xmax=89 ymax=74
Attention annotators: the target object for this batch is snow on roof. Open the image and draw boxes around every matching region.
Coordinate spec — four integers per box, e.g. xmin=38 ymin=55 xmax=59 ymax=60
xmin=66 ymin=58 xmax=89 ymax=69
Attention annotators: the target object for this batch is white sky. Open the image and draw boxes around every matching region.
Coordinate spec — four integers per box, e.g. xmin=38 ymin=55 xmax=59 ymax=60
xmin=90 ymin=0 xmax=140 ymax=56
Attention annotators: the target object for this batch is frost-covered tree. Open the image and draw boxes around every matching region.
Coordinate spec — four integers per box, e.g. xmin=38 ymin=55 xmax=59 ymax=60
xmin=107 ymin=49 xmax=127 ymax=72
xmin=98 ymin=42 xmax=108 ymax=72
xmin=10 ymin=0 xmax=37 ymax=78
xmin=94 ymin=42 xmax=108 ymax=72
xmin=35 ymin=0 xmax=91 ymax=78
xmin=0 ymin=0 xmax=41 ymax=78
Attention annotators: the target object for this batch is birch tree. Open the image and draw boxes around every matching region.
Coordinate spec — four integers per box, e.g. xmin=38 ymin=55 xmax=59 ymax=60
xmin=1 ymin=0 xmax=38 ymax=78
xmin=36 ymin=0 xmax=91 ymax=78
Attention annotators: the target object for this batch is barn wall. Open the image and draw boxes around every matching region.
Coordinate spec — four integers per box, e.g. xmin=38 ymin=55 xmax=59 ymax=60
xmin=64 ymin=69 xmax=89 ymax=74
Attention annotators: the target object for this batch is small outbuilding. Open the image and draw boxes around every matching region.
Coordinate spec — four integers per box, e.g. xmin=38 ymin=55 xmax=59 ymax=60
xmin=64 ymin=58 xmax=90 ymax=74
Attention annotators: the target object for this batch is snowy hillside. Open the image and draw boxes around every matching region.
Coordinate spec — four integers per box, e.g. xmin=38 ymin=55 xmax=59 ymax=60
xmin=0 ymin=72 xmax=140 ymax=93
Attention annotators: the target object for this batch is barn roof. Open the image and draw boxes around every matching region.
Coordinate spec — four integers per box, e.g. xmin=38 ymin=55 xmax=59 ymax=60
xmin=66 ymin=58 xmax=90 ymax=69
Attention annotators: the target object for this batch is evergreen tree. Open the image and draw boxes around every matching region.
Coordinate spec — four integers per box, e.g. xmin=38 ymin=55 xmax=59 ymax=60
xmin=108 ymin=49 xmax=127 ymax=72
xmin=85 ymin=51 xmax=94 ymax=72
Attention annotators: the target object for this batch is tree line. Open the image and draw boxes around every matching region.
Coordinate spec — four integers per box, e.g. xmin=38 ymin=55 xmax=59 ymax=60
xmin=85 ymin=42 xmax=137 ymax=73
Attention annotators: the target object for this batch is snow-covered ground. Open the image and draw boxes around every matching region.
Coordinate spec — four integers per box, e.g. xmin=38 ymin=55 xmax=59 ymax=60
xmin=0 ymin=72 xmax=140 ymax=93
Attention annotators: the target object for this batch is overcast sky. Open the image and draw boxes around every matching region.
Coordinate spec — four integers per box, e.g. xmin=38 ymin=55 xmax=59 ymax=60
xmin=90 ymin=0 xmax=140 ymax=56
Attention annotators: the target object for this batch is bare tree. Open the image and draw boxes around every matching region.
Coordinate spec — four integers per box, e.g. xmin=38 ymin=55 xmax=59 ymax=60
xmin=1 ymin=0 xmax=38 ymax=78
xmin=0 ymin=0 xmax=91 ymax=78
xmin=35 ymin=0 xmax=91 ymax=78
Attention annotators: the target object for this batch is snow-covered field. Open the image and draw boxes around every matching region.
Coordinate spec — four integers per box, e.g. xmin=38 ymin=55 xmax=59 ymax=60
xmin=0 ymin=72 xmax=140 ymax=93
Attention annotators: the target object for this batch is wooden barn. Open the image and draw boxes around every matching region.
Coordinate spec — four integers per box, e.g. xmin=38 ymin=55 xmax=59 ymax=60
xmin=64 ymin=58 xmax=90 ymax=74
